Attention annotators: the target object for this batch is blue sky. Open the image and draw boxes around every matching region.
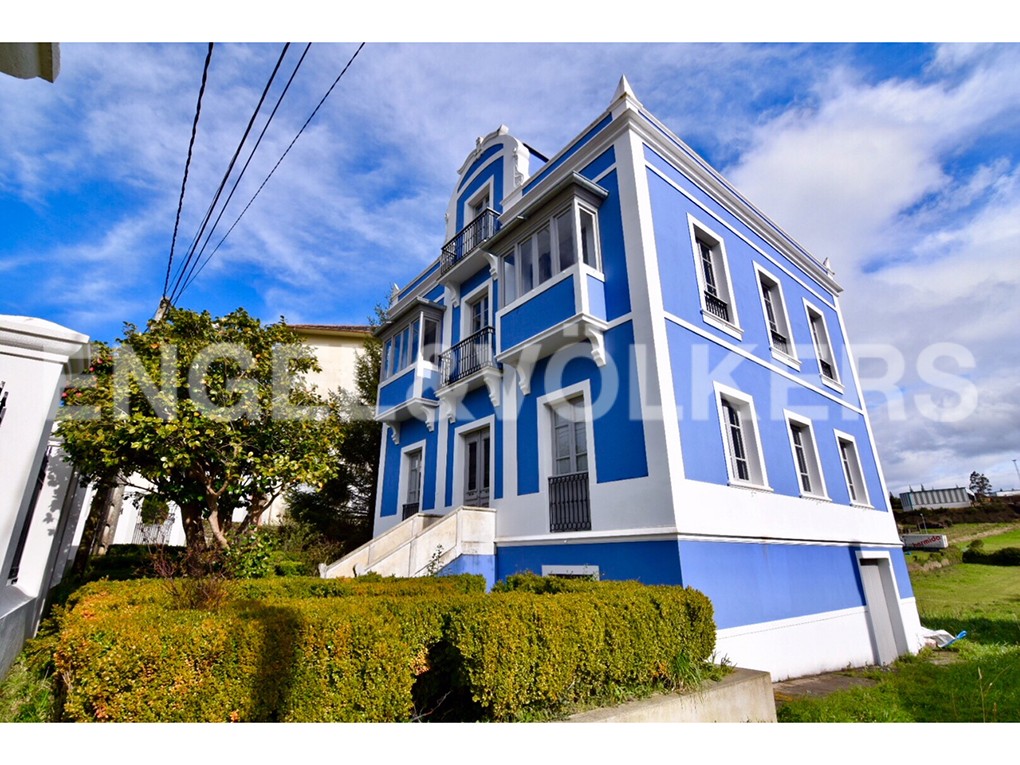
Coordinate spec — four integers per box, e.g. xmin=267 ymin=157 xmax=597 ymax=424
xmin=3 ymin=18 xmax=1020 ymax=498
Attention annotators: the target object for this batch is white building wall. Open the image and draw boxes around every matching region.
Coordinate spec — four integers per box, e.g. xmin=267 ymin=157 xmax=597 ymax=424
xmin=0 ymin=316 xmax=89 ymax=679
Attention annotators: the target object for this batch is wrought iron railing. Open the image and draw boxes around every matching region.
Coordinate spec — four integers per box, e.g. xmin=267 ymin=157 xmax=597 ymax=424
xmin=440 ymin=326 xmax=497 ymax=386
xmin=440 ymin=209 xmax=500 ymax=274
xmin=132 ymin=512 xmax=176 ymax=545
xmin=402 ymin=502 xmax=419 ymax=520
xmin=770 ymin=329 xmax=790 ymax=355
xmin=704 ymin=291 xmax=730 ymax=322
xmin=549 ymin=471 xmax=591 ymax=532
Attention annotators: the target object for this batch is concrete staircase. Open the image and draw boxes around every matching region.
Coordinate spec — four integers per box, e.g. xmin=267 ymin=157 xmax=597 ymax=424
xmin=319 ymin=506 xmax=496 ymax=579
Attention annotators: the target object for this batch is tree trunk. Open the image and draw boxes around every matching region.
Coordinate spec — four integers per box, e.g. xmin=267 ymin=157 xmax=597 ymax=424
xmin=70 ymin=475 xmax=116 ymax=577
xmin=178 ymin=501 xmax=209 ymax=551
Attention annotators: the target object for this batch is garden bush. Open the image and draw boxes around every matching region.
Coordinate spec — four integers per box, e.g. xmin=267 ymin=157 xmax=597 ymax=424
xmin=49 ymin=574 xmax=715 ymax=722
xmin=962 ymin=546 xmax=1020 ymax=566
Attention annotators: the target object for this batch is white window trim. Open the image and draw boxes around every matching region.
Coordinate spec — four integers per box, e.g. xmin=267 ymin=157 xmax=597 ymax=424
xmin=834 ymin=429 xmax=871 ymax=508
xmin=396 ymin=439 xmax=428 ymax=515
xmin=803 ymin=299 xmax=844 ymax=393
xmin=537 ymin=381 xmax=598 ymax=489
xmin=464 ymin=178 xmax=495 ymax=225
xmin=783 ymin=410 xmax=829 ymax=500
xmin=713 ymin=382 xmax=770 ymax=491
xmin=500 ymin=201 xmax=601 ymax=309
xmin=688 ymin=214 xmax=742 ymax=340
xmin=460 ymin=281 xmax=493 ymax=340
xmin=541 ymin=564 xmax=600 ymax=580
xmin=754 ymin=263 xmax=800 ymax=370
xmin=452 ymin=415 xmax=495 ymax=509
xmin=381 ymin=311 xmax=425 ymax=382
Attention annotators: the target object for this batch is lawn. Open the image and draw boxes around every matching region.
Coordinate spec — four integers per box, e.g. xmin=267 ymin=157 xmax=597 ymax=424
xmin=778 ymin=525 xmax=1020 ymax=722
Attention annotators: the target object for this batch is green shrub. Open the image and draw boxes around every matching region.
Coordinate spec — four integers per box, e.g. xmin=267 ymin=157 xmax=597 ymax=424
xmin=50 ymin=575 xmax=715 ymax=722
xmin=223 ymin=528 xmax=276 ymax=579
xmin=437 ymin=582 xmax=716 ymax=720
xmin=962 ymin=546 xmax=1020 ymax=566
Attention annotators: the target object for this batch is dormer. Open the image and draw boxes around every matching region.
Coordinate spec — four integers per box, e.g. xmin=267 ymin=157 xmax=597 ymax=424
xmin=440 ymin=126 xmax=542 ymax=288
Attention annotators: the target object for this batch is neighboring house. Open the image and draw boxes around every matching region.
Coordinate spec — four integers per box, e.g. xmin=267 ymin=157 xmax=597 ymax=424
xmin=0 ymin=316 xmax=94 ymax=680
xmin=323 ymin=77 xmax=924 ymax=681
xmin=899 ymin=486 xmax=972 ymax=512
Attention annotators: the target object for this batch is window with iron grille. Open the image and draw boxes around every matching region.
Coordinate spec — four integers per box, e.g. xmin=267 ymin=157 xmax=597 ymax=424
xmin=806 ymin=303 xmax=840 ymax=385
xmin=549 ymin=397 xmax=590 ymax=532
xmin=690 ymin=218 xmax=740 ymax=336
xmin=756 ymin=266 xmax=797 ymax=364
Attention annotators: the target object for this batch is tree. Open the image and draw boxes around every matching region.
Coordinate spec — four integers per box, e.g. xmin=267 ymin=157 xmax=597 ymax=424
xmin=58 ymin=306 xmax=343 ymax=551
xmin=969 ymin=471 xmax=993 ymax=500
xmin=285 ymin=311 xmax=382 ymax=552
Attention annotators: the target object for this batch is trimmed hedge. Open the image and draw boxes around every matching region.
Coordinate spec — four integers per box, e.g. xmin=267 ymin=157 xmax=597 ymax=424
xmin=51 ymin=574 xmax=715 ymax=722
xmin=440 ymin=583 xmax=715 ymax=720
xmin=962 ymin=546 xmax=1020 ymax=566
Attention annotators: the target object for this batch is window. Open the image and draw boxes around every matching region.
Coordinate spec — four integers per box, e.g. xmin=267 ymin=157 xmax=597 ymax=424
xmin=836 ymin=432 xmax=869 ymax=506
xmin=689 ymin=218 xmax=740 ymax=337
xmin=551 ymin=397 xmax=588 ymax=476
xmin=547 ymin=396 xmax=591 ymax=532
xmin=501 ymin=203 xmax=599 ymax=306
xmin=421 ymin=317 xmax=440 ymax=366
xmin=806 ymin=303 xmax=840 ymax=385
xmin=715 ymin=386 xmax=768 ymax=488
xmin=382 ymin=313 xmax=441 ymax=379
xmin=403 ymin=449 xmax=422 ymax=519
xmin=785 ymin=413 xmax=827 ymax=499
xmin=755 ymin=267 xmax=797 ymax=365
xmin=467 ymin=292 xmax=490 ymax=335
xmin=463 ymin=428 xmax=491 ymax=507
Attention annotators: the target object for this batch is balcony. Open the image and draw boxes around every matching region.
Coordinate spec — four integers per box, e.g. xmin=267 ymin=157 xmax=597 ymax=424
xmin=441 ymin=327 xmax=497 ymax=386
xmin=441 ymin=209 xmax=500 ymax=274
xmin=770 ymin=329 xmax=790 ymax=356
xmin=704 ymin=291 xmax=730 ymax=322
xmin=402 ymin=502 xmax=419 ymax=520
xmin=549 ymin=471 xmax=591 ymax=532
xmin=436 ymin=326 xmax=502 ymax=417
xmin=439 ymin=209 xmax=502 ymax=288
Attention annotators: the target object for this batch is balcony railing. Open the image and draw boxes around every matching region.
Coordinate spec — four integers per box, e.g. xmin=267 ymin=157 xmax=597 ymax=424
xmin=0 ymin=380 xmax=8 ymax=428
xmin=549 ymin=471 xmax=591 ymax=532
xmin=819 ymin=359 xmax=835 ymax=380
xmin=402 ymin=502 xmax=419 ymax=520
xmin=704 ymin=291 xmax=730 ymax=322
xmin=440 ymin=326 xmax=497 ymax=386
xmin=770 ymin=329 xmax=790 ymax=355
xmin=440 ymin=209 xmax=500 ymax=274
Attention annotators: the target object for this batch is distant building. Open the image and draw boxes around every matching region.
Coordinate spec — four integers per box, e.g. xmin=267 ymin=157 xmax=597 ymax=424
xmin=899 ymin=487 xmax=971 ymax=512
xmin=324 ymin=78 xmax=925 ymax=681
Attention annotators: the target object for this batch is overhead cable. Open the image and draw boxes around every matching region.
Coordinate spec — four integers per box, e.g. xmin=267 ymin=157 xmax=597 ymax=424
xmin=176 ymin=42 xmax=366 ymax=298
xmin=162 ymin=42 xmax=214 ymax=300
xmin=167 ymin=43 xmax=292 ymax=304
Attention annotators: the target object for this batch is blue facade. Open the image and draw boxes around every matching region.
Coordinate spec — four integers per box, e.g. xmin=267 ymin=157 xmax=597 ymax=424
xmin=363 ymin=82 xmax=921 ymax=678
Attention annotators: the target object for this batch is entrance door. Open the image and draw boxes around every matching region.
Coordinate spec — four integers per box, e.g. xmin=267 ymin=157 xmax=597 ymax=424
xmin=463 ymin=428 xmax=490 ymax=507
xmin=858 ymin=558 xmax=902 ymax=665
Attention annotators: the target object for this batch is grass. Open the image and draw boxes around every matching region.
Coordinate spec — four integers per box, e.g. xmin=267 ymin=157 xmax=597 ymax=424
xmin=779 ymin=524 xmax=1020 ymax=722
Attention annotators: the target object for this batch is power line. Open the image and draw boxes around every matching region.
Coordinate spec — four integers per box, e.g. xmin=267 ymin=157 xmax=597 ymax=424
xmin=173 ymin=43 xmax=313 ymax=300
xmin=167 ymin=43 xmax=292 ymax=304
xmin=176 ymin=42 xmax=366 ymax=300
xmin=162 ymin=43 xmax=214 ymax=301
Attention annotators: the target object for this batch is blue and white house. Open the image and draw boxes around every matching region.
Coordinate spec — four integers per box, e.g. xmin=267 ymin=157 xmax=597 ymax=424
xmin=324 ymin=77 xmax=925 ymax=680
